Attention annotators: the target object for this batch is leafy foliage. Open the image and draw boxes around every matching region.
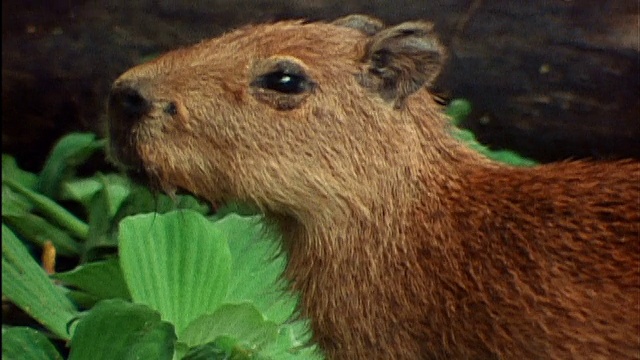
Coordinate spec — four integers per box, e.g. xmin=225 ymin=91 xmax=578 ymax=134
xmin=2 ymin=134 xmax=318 ymax=359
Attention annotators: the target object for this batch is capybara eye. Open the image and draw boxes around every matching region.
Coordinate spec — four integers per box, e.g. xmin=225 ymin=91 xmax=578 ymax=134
xmin=255 ymin=71 xmax=311 ymax=94
xmin=249 ymin=58 xmax=316 ymax=110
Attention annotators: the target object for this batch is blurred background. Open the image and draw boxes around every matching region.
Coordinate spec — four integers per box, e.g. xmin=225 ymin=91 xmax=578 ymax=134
xmin=3 ymin=0 xmax=639 ymax=171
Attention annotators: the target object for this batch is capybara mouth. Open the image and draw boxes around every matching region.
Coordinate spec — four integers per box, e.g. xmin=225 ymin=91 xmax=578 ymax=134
xmin=107 ymin=81 xmax=161 ymax=192
xmin=107 ymin=142 xmax=163 ymax=194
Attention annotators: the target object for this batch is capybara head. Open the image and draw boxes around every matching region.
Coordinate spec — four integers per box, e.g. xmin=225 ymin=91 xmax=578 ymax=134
xmin=107 ymin=15 xmax=448 ymax=221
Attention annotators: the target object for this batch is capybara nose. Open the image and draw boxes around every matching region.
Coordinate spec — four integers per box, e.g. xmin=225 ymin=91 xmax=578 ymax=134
xmin=108 ymin=85 xmax=151 ymax=122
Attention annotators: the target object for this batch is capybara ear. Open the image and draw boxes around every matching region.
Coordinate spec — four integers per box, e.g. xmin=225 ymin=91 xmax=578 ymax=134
xmin=359 ymin=21 xmax=446 ymax=108
xmin=332 ymin=14 xmax=385 ymax=36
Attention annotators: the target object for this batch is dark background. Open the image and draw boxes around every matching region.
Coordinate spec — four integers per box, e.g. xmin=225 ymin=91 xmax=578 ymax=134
xmin=3 ymin=0 xmax=639 ymax=171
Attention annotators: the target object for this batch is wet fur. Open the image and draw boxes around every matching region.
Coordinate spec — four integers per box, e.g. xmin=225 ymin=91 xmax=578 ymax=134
xmin=108 ymin=17 xmax=640 ymax=359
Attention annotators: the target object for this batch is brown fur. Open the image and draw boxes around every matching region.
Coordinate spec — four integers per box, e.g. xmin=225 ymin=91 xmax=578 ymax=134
xmin=107 ymin=16 xmax=640 ymax=359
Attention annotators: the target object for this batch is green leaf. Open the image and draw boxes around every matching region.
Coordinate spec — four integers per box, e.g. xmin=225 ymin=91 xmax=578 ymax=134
xmin=173 ymin=194 xmax=210 ymax=214
xmin=2 ymin=326 xmax=63 ymax=360
xmin=181 ymin=303 xmax=278 ymax=348
xmin=2 ymin=225 xmax=78 ymax=339
xmin=3 ymin=184 xmax=34 ymax=217
xmin=183 ymin=337 xmax=271 ymax=360
xmin=112 ymin=183 xmax=209 ymax=226
xmin=61 ymin=173 xmax=131 ymax=215
xmin=261 ymin=322 xmax=322 ymax=360
xmin=118 ymin=210 xmax=232 ymax=336
xmin=63 ymin=289 xmax=101 ymax=309
xmin=83 ymin=179 xmax=121 ymax=256
xmin=452 ymin=128 xmax=537 ymax=167
xmin=3 ymin=212 xmax=82 ymax=256
xmin=445 ymin=98 xmax=472 ymax=126
xmin=2 ymin=154 xmax=38 ymax=189
xmin=214 ymin=214 xmax=320 ymax=359
xmin=68 ymin=299 xmax=176 ymax=360
xmin=216 ymin=214 xmax=297 ymax=324
xmin=485 ymin=149 xmax=538 ymax=166
xmin=37 ymin=133 xmax=105 ymax=198
xmin=3 ymin=178 xmax=89 ymax=240
xmin=52 ymin=258 xmax=131 ymax=301
xmin=60 ymin=177 xmax=103 ymax=204
xmin=182 ymin=341 xmax=230 ymax=360
xmin=444 ymin=98 xmax=537 ymax=167
xmin=174 ymin=341 xmax=191 ymax=360
xmin=210 ymin=202 xmax=260 ymax=221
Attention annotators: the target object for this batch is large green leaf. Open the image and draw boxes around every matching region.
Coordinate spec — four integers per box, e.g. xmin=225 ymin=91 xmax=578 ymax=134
xmin=2 ymin=326 xmax=63 ymax=360
xmin=1 ymin=225 xmax=78 ymax=339
xmin=68 ymin=299 xmax=176 ymax=360
xmin=118 ymin=210 xmax=232 ymax=336
xmin=52 ymin=258 xmax=131 ymax=301
xmin=214 ymin=214 xmax=320 ymax=359
xmin=216 ymin=214 xmax=298 ymax=324
xmin=181 ymin=303 xmax=278 ymax=348
xmin=37 ymin=133 xmax=105 ymax=198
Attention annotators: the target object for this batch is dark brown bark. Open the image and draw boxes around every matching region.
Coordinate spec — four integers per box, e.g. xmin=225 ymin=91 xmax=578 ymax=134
xmin=3 ymin=0 xmax=638 ymax=170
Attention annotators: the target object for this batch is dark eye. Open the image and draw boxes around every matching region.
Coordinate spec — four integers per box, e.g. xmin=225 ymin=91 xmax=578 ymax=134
xmin=255 ymin=71 xmax=311 ymax=94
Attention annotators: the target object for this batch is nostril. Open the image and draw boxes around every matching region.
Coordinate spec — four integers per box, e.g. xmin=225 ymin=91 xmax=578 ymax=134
xmin=109 ymin=86 xmax=151 ymax=120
